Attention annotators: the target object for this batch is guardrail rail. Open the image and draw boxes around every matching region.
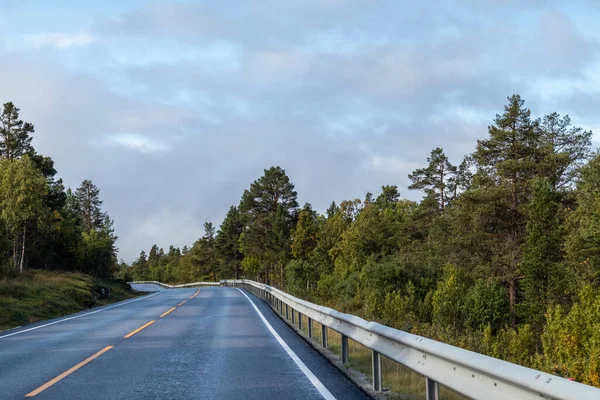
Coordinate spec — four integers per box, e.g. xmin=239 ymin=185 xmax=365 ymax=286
xmin=128 ymin=280 xmax=220 ymax=288
xmin=224 ymin=279 xmax=600 ymax=400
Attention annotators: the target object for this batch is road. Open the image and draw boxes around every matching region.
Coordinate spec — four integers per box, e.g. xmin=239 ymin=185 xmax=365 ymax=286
xmin=0 ymin=285 xmax=370 ymax=399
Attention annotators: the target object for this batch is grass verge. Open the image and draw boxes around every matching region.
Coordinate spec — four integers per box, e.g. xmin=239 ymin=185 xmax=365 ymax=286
xmin=0 ymin=270 xmax=145 ymax=332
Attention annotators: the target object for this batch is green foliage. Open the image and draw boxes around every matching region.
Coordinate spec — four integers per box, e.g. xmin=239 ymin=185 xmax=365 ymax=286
xmin=409 ymin=148 xmax=456 ymax=211
xmin=464 ymin=279 xmax=509 ymax=333
xmin=123 ymin=94 xmax=600 ymax=387
xmin=215 ymin=206 xmax=244 ymax=279
xmin=521 ymin=177 xmax=569 ymax=330
xmin=432 ymin=265 xmax=469 ymax=330
xmin=0 ymin=156 xmax=49 ymax=236
xmin=539 ymin=285 xmax=600 ymax=385
xmin=565 ymin=155 xmax=600 ymax=285
xmin=238 ymin=166 xmax=299 ymax=285
xmin=73 ymin=180 xmax=105 ymax=233
xmin=0 ymin=102 xmax=34 ymax=160
xmin=0 ymin=101 xmax=117 ymax=278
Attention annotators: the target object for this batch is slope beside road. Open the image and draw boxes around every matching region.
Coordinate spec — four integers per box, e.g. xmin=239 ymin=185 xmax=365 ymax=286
xmin=0 ymin=285 xmax=369 ymax=399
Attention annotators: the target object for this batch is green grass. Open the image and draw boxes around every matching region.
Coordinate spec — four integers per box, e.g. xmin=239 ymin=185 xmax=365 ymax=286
xmin=0 ymin=270 xmax=145 ymax=331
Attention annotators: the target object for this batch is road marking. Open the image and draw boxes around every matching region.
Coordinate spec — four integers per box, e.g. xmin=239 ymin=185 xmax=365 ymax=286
xmin=123 ymin=320 xmax=155 ymax=339
xmin=178 ymin=300 xmax=187 ymax=306
xmin=237 ymin=289 xmax=336 ymax=400
xmin=25 ymin=346 xmax=113 ymax=397
xmin=0 ymin=292 xmax=163 ymax=340
xmin=160 ymin=307 xmax=176 ymax=318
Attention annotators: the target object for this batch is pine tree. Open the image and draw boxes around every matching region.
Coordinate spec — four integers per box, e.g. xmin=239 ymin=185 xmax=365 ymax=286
xmin=409 ymin=148 xmax=457 ymax=211
xmin=239 ymin=166 xmax=298 ymax=285
xmin=521 ymin=177 xmax=567 ymax=332
xmin=74 ymin=180 xmax=105 ymax=233
xmin=538 ymin=112 xmax=592 ymax=192
xmin=473 ymin=94 xmax=542 ymax=326
xmin=215 ymin=206 xmax=244 ymax=279
xmin=0 ymin=102 xmax=34 ymax=160
xmin=565 ymin=155 xmax=600 ymax=285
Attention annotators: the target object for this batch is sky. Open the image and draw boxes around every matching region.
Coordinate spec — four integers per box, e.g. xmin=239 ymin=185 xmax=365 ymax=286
xmin=1 ymin=0 xmax=599 ymax=261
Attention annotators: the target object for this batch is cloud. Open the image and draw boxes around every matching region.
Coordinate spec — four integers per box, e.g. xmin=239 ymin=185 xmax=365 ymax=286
xmin=24 ymin=31 xmax=96 ymax=49
xmin=1 ymin=1 xmax=599 ymax=262
xmin=105 ymin=133 xmax=169 ymax=154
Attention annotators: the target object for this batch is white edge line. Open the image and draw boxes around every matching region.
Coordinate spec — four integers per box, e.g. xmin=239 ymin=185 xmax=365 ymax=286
xmin=237 ymin=288 xmax=337 ymax=400
xmin=0 ymin=290 xmax=163 ymax=340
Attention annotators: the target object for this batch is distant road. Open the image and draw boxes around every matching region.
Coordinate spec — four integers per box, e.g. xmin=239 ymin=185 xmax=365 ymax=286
xmin=0 ymin=286 xmax=369 ymax=399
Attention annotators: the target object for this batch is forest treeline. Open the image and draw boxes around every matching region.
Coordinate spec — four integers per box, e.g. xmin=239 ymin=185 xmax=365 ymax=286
xmin=0 ymin=102 xmax=117 ymax=279
xmin=126 ymin=95 xmax=600 ymax=385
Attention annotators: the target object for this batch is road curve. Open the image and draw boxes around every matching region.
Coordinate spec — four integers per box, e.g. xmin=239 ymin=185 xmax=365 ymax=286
xmin=0 ymin=286 xmax=369 ymax=399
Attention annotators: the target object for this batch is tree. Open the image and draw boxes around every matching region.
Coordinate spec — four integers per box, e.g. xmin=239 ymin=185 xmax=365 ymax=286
xmin=188 ymin=222 xmax=218 ymax=281
xmin=0 ymin=102 xmax=34 ymax=160
xmin=409 ymin=148 xmax=456 ymax=211
xmin=215 ymin=206 xmax=244 ymax=279
xmin=202 ymin=222 xmax=217 ymax=282
xmin=132 ymin=251 xmax=149 ymax=280
xmin=452 ymin=156 xmax=473 ymax=199
xmin=0 ymin=156 xmax=49 ymax=272
xmin=291 ymin=204 xmax=319 ymax=261
xmin=74 ymin=180 xmax=105 ymax=233
xmin=565 ymin=156 xmax=600 ymax=285
xmin=375 ymin=185 xmax=401 ymax=207
xmin=77 ymin=219 xmax=117 ymax=279
xmin=472 ymin=94 xmax=541 ymax=326
xmin=239 ymin=166 xmax=298 ymax=286
xmin=520 ymin=178 xmax=568 ymax=331
xmin=538 ymin=112 xmax=592 ymax=192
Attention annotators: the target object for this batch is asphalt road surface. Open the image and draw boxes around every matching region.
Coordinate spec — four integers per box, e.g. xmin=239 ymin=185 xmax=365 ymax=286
xmin=0 ymin=285 xmax=370 ymax=399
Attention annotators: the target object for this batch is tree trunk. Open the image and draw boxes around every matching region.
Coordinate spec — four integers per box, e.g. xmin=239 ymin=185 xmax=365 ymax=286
xmin=13 ymin=236 xmax=17 ymax=270
xmin=19 ymin=224 xmax=26 ymax=273
xmin=509 ymin=277 xmax=516 ymax=329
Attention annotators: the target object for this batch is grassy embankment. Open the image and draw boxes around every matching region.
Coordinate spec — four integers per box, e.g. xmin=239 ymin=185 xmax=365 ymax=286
xmin=0 ymin=270 xmax=144 ymax=332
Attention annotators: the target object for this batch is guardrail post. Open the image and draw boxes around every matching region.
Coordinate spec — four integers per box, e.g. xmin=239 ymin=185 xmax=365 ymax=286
xmin=426 ymin=378 xmax=439 ymax=400
xmin=285 ymin=304 xmax=289 ymax=320
xmin=308 ymin=318 xmax=313 ymax=338
xmin=298 ymin=313 xmax=303 ymax=330
xmin=342 ymin=335 xmax=349 ymax=363
xmin=321 ymin=325 xmax=328 ymax=348
xmin=291 ymin=308 xmax=295 ymax=325
xmin=372 ymin=350 xmax=382 ymax=391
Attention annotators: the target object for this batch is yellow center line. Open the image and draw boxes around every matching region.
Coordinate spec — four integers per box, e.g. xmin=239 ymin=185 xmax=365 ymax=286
xmin=25 ymin=346 xmax=113 ymax=397
xmin=178 ymin=300 xmax=187 ymax=306
xmin=160 ymin=307 xmax=176 ymax=318
xmin=123 ymin=320 xmax=155 ymax=339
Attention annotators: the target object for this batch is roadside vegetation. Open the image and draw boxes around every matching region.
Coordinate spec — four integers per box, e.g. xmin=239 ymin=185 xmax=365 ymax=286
xmin=2 ymin=96 xmax=600 ymax=388
xmin=0 ymin=270 xmax=141 ymax=331
xmin=128 ymin=95 xmax=600 ymax=387
xmin=0 ymin=101 xmax=124 ymax=330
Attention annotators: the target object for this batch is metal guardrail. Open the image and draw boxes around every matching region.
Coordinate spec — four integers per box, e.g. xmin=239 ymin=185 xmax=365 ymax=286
xmin=224 ymin=279 xmax=600 ymax=400
xmin=128 ymin=280 xmax=220 ymax=288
